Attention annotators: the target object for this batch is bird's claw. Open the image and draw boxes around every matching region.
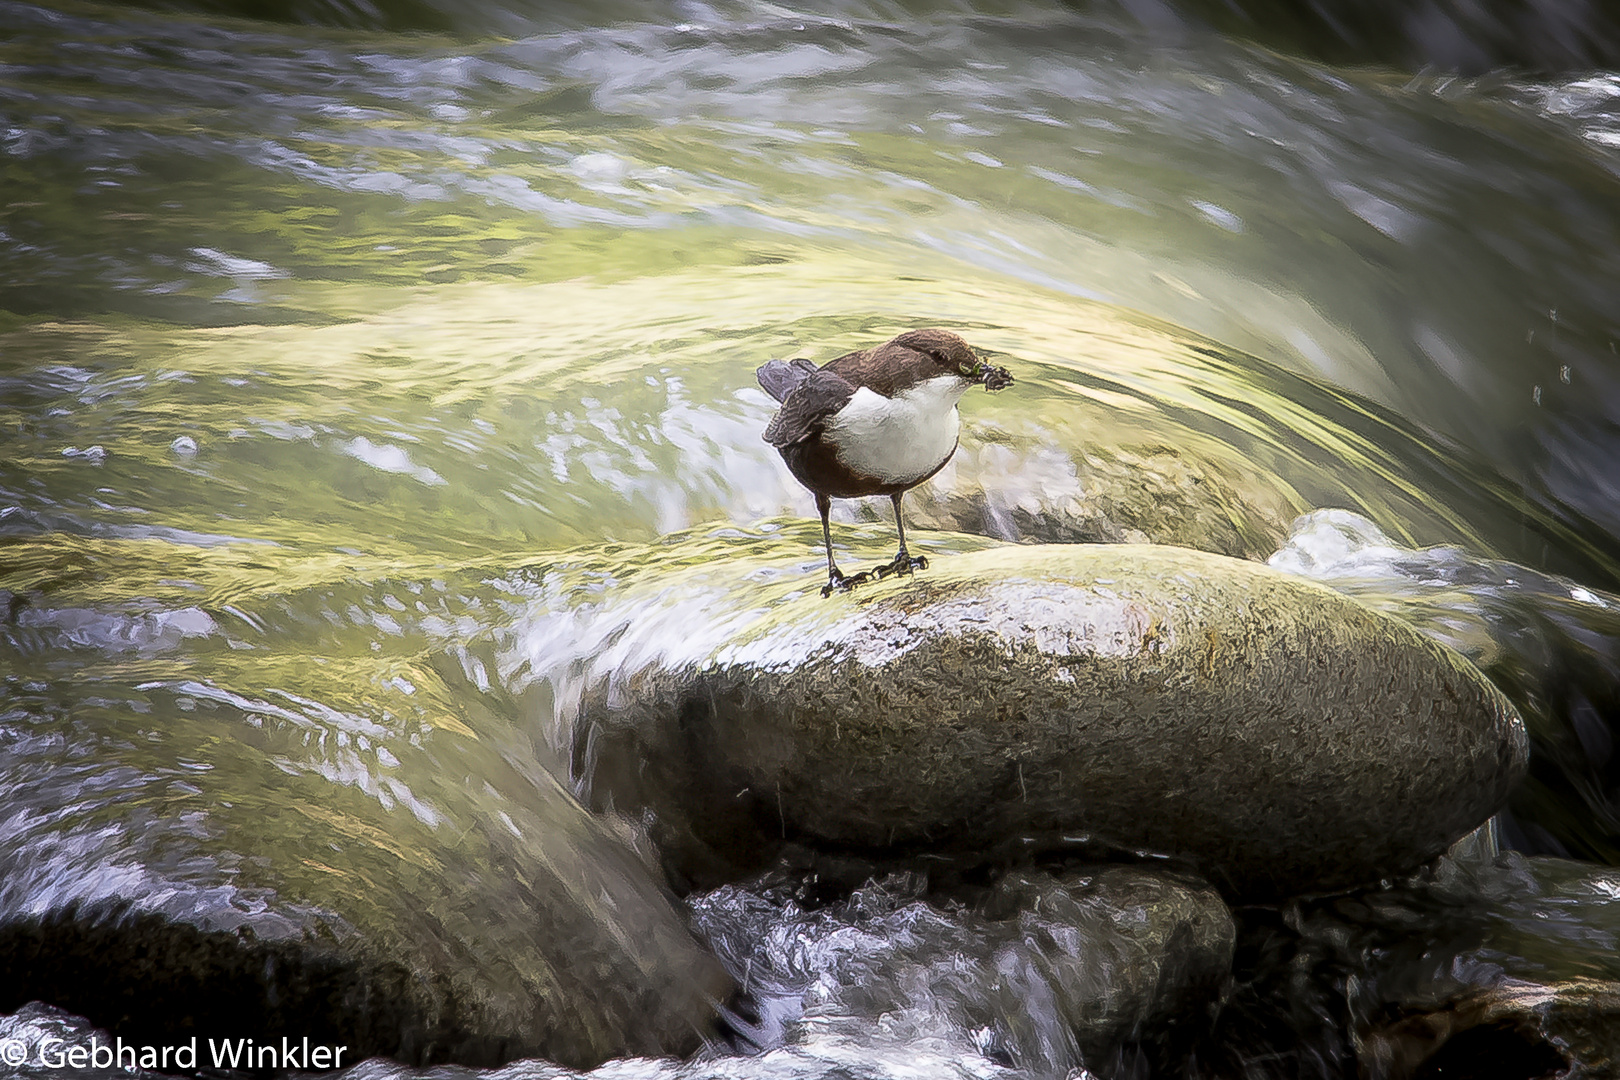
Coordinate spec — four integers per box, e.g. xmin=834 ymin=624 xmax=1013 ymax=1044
xmin=820 ymin=555 xmax=926 ymax=597
xmin=873 ymin=552 xmax=927 ymax=580
xmin=821 ymin=569 xmax=874 ymax=598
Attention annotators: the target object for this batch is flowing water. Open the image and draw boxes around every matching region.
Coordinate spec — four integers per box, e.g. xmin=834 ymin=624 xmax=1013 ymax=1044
xmin=3 ymin=1 xmax=1620 ymax=1077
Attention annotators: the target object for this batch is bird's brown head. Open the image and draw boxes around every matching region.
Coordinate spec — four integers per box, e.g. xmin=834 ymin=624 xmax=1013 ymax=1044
xmin=893 ymin=328 xmax=1014 ymax=392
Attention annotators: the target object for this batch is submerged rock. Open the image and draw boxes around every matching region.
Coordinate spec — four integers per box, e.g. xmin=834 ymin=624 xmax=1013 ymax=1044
xmin=1364 ymin=978 xmax=1620 ymax=1080
xmin=908 ymin=431 xmax=1303 ymax=561
xmin=0 ymin=672 xmax=732 ymax=1069
xmin=1277 ymin=851 xmax=1620 ymax=1080
xmin=981 ymin=866 xmax=1235 ymax=1070
xmin=688 ymin=863 xmax=1234 ymax=1079
xmin=572 ymin=542 xmax=1527 ymax=899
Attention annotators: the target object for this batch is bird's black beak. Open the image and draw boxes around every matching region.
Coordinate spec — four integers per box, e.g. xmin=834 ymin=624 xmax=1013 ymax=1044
xmin=971 ymin=358 xmax=1013 ymax=392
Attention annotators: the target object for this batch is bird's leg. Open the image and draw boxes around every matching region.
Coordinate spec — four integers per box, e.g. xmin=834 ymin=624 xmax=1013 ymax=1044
xmin=818 ymin=494 xmax=844 ymax=592
xmin=818 ymin=494 xmax=871 ymax=597
xmin=874 ymin=492 xmax=928 ymax=579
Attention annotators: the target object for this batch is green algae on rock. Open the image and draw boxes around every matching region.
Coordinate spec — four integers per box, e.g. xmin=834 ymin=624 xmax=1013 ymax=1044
xmin=569 ymin=541 xmax=1527 ymax=900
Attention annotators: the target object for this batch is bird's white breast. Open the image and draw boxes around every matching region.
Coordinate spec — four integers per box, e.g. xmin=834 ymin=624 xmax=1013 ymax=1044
xmin=823 ymin=375 xmax=967 ymax=485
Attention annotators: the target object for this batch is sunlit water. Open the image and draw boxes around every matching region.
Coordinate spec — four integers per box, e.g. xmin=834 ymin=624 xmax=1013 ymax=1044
xmin=3 ymin=1 xmax=1620 ymax=1077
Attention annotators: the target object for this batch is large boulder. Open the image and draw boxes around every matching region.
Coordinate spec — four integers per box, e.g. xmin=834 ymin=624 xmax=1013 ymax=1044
xmin=0 ymin=659 xmax=733 ymax=1069
xmin=1269 ymin=507 xmax=1620 ymax=866
xmin=571 ymin=542 xmax=1527 ymax=899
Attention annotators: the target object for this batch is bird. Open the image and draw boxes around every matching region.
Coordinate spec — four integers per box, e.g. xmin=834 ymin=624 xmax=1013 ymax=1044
xmin=757 ymin=328 xmax=1013 ymax=597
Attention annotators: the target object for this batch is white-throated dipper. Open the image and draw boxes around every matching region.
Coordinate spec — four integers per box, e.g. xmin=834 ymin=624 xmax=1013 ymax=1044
xmin=757 ymin=328 xmax=1013 ymax=597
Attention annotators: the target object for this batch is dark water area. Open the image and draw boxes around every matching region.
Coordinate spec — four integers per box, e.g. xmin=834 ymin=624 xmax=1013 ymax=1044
xmin=3 ymin=0 xmax=1620 ymax=1077
xmin=108 ymin=0 xmax=1620 ymax=74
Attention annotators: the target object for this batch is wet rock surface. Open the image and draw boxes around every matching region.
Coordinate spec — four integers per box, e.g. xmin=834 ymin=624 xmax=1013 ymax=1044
xmin=1365 ymin=978 xmax=1620 ymax=1080
xmin=978 ymin=866 xmax=1236 ymax=1068
xmin=688 ymin=862 xmax=1235 ymax=1078
xmin=1270 ymin=507 xmax=1620 ymax=866
xmin=908 ymin=430 xmax=1304 ymax=561
xmin=1269 ymin=850 xmax=1620 ymax=1080
xmin=572 ymin=542 xmax=1527 ymax=900
xmin=0 ymin=673 xmax=732 ymax=1069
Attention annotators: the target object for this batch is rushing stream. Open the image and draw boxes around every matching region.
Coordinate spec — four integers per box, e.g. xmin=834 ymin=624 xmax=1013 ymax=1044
xmin=3 ymin=1 xmax=1620 ymax=1078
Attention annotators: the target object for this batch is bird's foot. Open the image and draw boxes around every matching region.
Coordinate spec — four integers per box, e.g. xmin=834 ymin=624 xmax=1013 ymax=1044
xmin=872 ymin=551 xmax=928 ymax=580
xmin=820 ymin=568 xmax=875 ymax=598
xmin=820 ymin=554 xmax=926 ymax=596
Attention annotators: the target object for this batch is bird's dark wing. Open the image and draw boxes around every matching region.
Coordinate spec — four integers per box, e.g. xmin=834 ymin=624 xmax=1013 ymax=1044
xmin=755 ymin=357 xmax=819 ymax=403
xmin=763 ymin=367 xmax=857 ymax=447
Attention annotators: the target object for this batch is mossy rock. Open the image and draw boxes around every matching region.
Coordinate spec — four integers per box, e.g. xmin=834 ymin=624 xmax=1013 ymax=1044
xmin=577 ymin=542 xmax=1526 ymax=900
